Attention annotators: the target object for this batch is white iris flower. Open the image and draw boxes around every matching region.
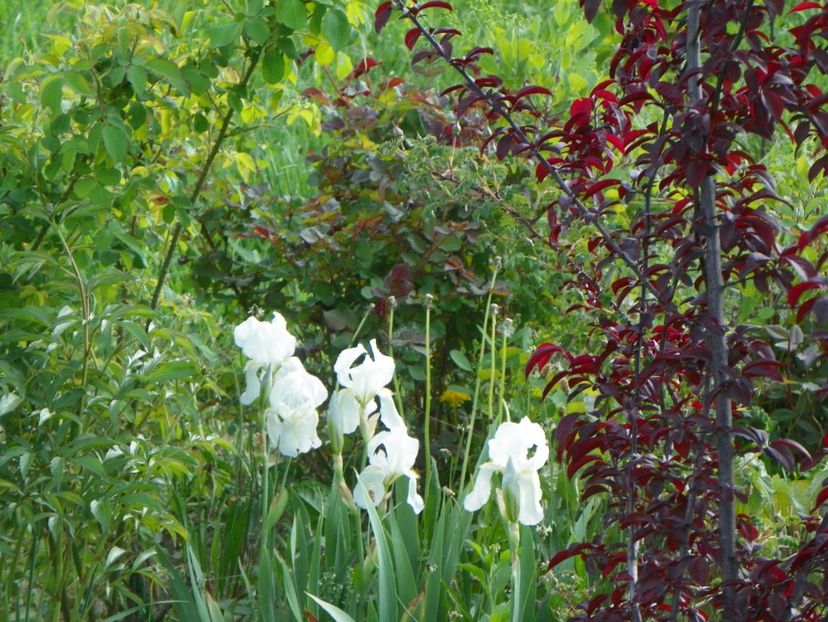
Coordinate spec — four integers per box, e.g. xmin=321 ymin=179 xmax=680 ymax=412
xmin=463 ymin=417 xmax=549 ymax=526
xmin=329 ymin=339 xmax=395 ymax=439
xmin=265 ymin=357 xmax=328 ymax=457
xmin=234 ymin=313 xmax=297 ymax=405
xmin=353 ymin=392 xmax=423 ymax=514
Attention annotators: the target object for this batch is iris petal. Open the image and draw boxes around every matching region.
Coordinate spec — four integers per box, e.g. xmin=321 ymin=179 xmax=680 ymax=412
xmin=463 ymin=463 xmax=498 ymax=512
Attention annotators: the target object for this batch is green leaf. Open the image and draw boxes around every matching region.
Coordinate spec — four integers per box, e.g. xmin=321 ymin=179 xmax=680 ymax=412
xmin=278 ymin=37 xmax=298 ymax=59
xmin=276 ymin=555 xmax=303 ymax=620
xmin=40 ymin=75 xmax=64 ymax=112
xmin=73 ymin=177 xmax=96 ymax=199
xmin=258 ymin=548 xmax=278 ymax=622
xmin=261 ymin=49 xmax=285 ymax=84
xmin=244 ymin=17 xmax=271 ymax=45
xmin=276 ymin=0 xmax=307 ymax=31
xmin=102 ymin=124 xmax=128 ymax=163
xmin=208 ymin=21 xmax=243 ymax=48
xmin=517 ymin=525 xmax=537 ymax=622
xmin=450 ymin=349 xmax=473 ymax=372
xmin=321 ymin=9 xmax=349 ymax=51
xmin=359 ymin=479 xmax=399 ymax=622
xmin=126 ymin=65 xmax=147 ymax=96
xmin=63 ymin=71 xmax=95 ymax=97
xmin=142 ymin=361 xmax=197 ymax=384
xmin=193 ymin=112 xmax=209 ymax=133
xmin=145 ymin=58 xmax=190 ymax=95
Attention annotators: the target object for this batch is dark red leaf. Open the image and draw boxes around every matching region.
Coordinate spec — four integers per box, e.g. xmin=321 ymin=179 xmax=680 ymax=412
xmin=583 ymin=179 xmax=621 ymax=198
xmin=466 ymin=46 xmax=494 ymax=60
xmin=542 ymin=371 xmax=570 ymax=398
xmin=583 ymin=0 xmax=601 ymax=22
xmin=788 ymin=280 xmax=823 ymax=307
xmin=496 ymin=134 xmax=515 ymax=160
xmin=742 ymin=360 xmax=783 ymax=382
xmin=567 ymin=453 xmax=604 ymax=478
xmin=797 ymin=296 xmax=819 ymax=323
xmin=772 ymin=439 xmax=812 ymax=464
xmin=790 ymin=1 xmax=821 ymax=11
xmin=525 ymin=342 xmax=564 ymax=376
xmin=350 ymin=58 xmax=380 ymax=79
xmin=570 ymin=97 xmax=593 ymax=124
xmin=548 ymin=543 xmax=592 ymax=570
xmin=514 ymin=85 xmax=553 ymax=101
xmin=374 ymin=2 xmax=392 ymax=33
xmin=404 ymin=27 xmax=422 ymax=50
xmin=440 ymin=83 xmax=466 ymax=97
xmin=554 ymin=413 xmax=581 ymax=453
xmin=808 ymin=154 xmax=828 ymax=182
xmin=763 ymin=445 xmax=794 ymax=471
xmin=419 ymin=0 xmax=453 ymax=10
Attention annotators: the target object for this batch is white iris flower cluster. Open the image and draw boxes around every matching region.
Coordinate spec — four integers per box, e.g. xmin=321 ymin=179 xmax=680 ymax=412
xmin=234 ymin=313 xmax=327 ymax=458
xmin=234 ymin=314 xmax=423 ymax=514
xmin=330 ymin=340 xmax=423 ymax=514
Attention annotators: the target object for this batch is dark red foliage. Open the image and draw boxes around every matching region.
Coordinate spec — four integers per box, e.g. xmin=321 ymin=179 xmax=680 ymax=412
xmin=381 ymin=0 xmax=828 ymax=618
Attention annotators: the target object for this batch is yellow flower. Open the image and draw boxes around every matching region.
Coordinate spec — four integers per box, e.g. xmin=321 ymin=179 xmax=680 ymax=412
xmin=439 ymin=389 xmax=471 ymax=408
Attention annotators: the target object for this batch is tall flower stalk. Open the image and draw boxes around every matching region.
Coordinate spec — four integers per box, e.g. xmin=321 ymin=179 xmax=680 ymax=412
xmin=458 ymin=256 xmax=501 ymax=493
xmin=423 ymin=294 xmax=434 ymax=499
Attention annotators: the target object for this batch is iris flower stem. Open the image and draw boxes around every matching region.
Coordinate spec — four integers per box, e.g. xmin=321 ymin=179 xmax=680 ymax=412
xmin=386 ymin=300 xmax=405 ymax=420
xmin=488 ymin=304 xmax=499 ymax=420
xmin=423 ymin=295 xmax=433 ymax=499
xmin=349 ymin=304 xmax=374 ymax=349
xmin=509 ymin=522 xmax=522 ymax=622
xmin=261 ymin=408 xmax=270 ymax=549
xmin=497 ymin=320 xmax=511 ymax=424
xmin=458 ymin=258 xmax=501 ymax=494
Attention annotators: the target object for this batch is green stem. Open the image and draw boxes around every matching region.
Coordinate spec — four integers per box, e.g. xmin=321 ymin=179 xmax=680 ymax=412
xmin=488 ymin=304 xmax=499 ymax=420
xmin=458 ymin=257 xmax=501 ymax=494
xmin=261 ymin=403 xmax=270 ymax=550
xmin=52 ymin=219 xmax=90 ymax=390
xmin=497 ymin=319 xmax=511 ymax=424
xmin=424 ymin=295 xmax=433 ymax=498
xmin=509 ymin=522 xmax=522 ymax=622
xmin=386 ymin=297 xmax=405 ymax=419
xmin=349 ymin=304 xmax=375 ymax=348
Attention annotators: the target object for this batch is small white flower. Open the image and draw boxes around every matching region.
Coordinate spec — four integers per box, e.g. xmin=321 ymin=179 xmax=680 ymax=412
xmin=463 ymin=417 xmax=549 ymax=526
xmin=234 ymin=313 xmax=297 ymax=405
xmin=265 ymin=358 xmax=328 ymax=457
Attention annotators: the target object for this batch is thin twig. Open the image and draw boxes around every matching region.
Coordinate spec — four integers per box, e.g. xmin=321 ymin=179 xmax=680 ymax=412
xmin=148 ymin=48 xmax=262 ymax=314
